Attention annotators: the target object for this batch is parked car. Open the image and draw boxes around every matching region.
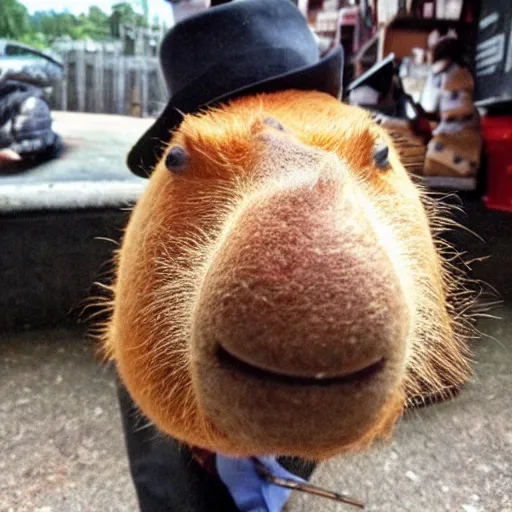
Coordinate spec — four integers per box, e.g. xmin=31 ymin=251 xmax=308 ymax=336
xmin=0 ymin=39 xmax=63 ymax=88
xmin=0 ymin=40 xmax=63 ymax=162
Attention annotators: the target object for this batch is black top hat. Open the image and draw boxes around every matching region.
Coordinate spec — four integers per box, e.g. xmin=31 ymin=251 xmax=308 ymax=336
xmin=127 ymin=0 xmax=343 ymax=177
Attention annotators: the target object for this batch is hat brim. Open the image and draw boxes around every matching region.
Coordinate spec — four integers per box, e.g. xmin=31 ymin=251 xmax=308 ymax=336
xmin=127 ymin=45 xmax=343 ymax=177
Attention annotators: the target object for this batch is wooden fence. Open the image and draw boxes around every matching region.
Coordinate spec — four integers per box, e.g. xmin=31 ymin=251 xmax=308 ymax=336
xmin=50 ymin=49 xmax=168 ymax=118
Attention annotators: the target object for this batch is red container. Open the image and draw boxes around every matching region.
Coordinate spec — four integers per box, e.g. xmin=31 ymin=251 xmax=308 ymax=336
xmin=481 ymin=115 xmax=512 ymax=213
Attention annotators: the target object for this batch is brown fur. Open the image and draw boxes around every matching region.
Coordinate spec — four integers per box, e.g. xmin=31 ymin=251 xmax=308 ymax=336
xmin=101 ymin=91 xmax=473 ymax=460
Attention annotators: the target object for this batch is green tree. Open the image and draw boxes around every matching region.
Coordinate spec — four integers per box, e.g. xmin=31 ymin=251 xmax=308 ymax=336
xmin=110 ymin=2 xmax=148 ymax=37
xmin=0 ymin=0 xmax=31 ymax=39
xmin=0 ymin=1 xmax=149 ymax=50
xmin=89 ymin=5 xmax=110 ymax=26
xmin=72 ymin=7 xmax=110 ymax=40
xmin=30 ymin=6 xmax=111 ymax=44
xmin=32 ymin=10 xmax=76 ymax=40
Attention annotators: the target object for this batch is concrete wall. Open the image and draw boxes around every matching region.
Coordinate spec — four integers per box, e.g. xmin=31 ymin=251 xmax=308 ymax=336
xmin=0 ymin=209 xmax=129 ymax=332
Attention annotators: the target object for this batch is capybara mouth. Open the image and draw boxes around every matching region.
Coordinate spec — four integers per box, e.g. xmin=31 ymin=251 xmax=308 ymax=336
xmin=216 ymin=345 xmax=386 ymax=387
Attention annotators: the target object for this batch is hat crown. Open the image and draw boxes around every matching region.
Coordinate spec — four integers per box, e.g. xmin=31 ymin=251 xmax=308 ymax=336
xmin=127 ymin=0 xmax=343 ymax=176
xmin=161 ymin=0 xmax=319 ymax=97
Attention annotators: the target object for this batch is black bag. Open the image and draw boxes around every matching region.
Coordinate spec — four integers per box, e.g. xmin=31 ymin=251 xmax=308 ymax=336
xmin=475 ymin=4 xmax=512 ymax=108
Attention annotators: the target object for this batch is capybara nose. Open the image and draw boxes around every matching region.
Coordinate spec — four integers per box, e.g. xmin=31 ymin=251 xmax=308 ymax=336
xmin=192 ymin=169 xmax=410 ymax=383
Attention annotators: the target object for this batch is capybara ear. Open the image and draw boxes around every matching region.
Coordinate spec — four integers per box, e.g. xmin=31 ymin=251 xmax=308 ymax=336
xmin=102 ymin=90 xmax=474 ymax=459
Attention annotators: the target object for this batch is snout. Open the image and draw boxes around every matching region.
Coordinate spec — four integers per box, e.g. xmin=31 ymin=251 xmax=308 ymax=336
xmin=191 ymin=141 xmax=410 ymax=456
xmin=195 ymin=175 xmax=407 ymax=375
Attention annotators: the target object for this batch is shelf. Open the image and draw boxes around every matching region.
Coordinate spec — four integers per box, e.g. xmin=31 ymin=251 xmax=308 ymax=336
xmin=388 ymin=17 xmax=475 ymax=32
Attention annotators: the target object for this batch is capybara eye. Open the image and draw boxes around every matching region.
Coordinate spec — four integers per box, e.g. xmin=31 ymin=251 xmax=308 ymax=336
xmin=165 ymin=146 xmax=188 ymax=173
xmin=263 ymin=117 xmax=284 ymax=131
xmin=373 ymin=144 xmax=390 ymax=170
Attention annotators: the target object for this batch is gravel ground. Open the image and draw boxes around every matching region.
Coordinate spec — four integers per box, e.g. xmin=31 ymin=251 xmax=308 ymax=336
xmin=0 ymin=329 xmax=138 ymax=512
xmin=1 ymin=309 xmax=511 ymax=512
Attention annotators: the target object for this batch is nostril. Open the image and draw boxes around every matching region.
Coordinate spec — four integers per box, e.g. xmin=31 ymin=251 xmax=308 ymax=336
xmin=263 ymin=117 xmax=284 ymax=131
xmin=216 ymin=345 xmax=385 ymax=387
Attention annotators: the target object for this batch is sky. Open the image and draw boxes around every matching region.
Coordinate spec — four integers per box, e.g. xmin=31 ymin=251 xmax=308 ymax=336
xmin=21 ymin=0 xmax=173 ymax=19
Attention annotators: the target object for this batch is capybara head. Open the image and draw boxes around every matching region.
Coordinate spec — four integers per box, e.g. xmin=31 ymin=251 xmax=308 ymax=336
xmin=102 ymin=91 xmax=472 ymax=460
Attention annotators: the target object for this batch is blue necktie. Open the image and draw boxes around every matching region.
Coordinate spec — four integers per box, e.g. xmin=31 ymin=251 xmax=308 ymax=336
xmin=216 ymin=455 xmax=306 ymax=512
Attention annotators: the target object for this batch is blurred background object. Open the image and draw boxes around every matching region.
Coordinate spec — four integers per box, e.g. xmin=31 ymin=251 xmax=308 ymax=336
xmin=474 ymin=2 xmax=512 ymax=108
xmin=0 ymin=40 xmax=63 ymax=86
xmin=0 ymin=40 xmax=64 ymax=164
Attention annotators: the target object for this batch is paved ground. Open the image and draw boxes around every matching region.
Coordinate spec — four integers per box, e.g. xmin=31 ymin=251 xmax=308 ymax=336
xmin=0 ymin=112 xmax=150 ymax=215
xmin=1 ymin=112 xmax=152 ymax=184
xmin=1 ymin=309 xmax=511 ymax=512
xmin=0 ymin=330 xmax=138 ymax=512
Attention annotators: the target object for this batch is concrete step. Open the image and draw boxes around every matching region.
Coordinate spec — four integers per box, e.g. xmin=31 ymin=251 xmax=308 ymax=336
xmin=0 ymin=112 xmax=150 ymax=331
xmin=1 ymin=207 xmax=130 ymax=331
